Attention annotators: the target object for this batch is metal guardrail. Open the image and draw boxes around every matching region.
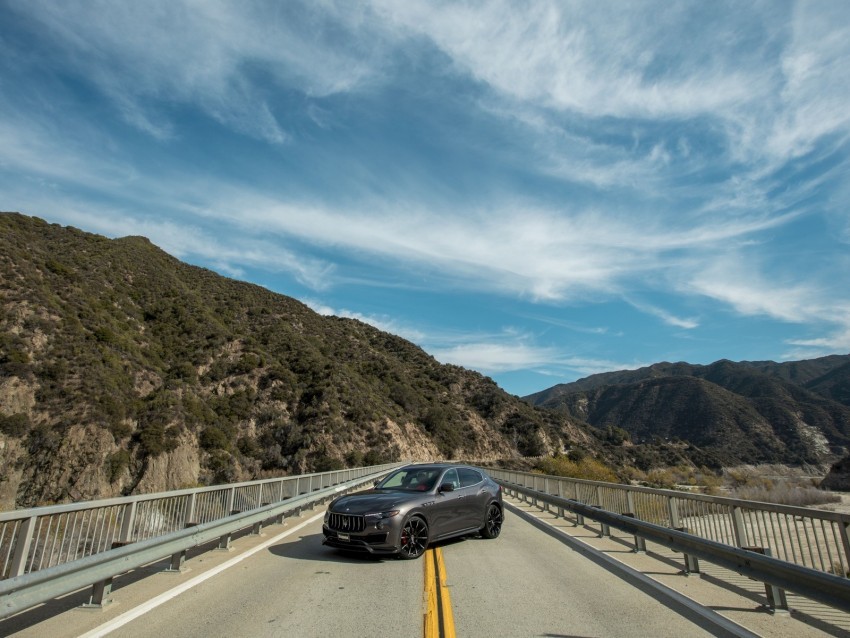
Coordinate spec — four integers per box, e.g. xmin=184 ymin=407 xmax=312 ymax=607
xmin=488 ymin=469 xmax=850 ymax=579
xmin=0 ymin=463 xmax=403 ymax=620
xmin=497 ymin=478 xmax=850 ymax=613
xmin=0 ymin=464 xmax=402 ymax=582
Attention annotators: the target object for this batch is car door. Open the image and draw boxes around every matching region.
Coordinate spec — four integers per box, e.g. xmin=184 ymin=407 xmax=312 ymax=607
xmin=456 ymin=467 xmax=489 ymax=530
xmin=428 ymin=468 xmax=464 ymax=538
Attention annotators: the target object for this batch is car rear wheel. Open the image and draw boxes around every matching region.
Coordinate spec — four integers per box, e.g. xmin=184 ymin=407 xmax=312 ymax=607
xmin=481 ymin=503 xmax=502 ymax=539
xmin=398 ymin=517 xmax=428 ymax=559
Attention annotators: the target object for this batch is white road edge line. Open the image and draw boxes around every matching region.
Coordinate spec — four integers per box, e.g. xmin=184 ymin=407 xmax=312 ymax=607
xmin=79 ymin=511 xmax=327 ymax=638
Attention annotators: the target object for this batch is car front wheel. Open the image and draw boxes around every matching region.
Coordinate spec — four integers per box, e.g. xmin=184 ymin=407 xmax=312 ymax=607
xmin=481 ymin=503 xmax=502 ymax=539
xmin=398 ymin=517 xmax=428 ymax=559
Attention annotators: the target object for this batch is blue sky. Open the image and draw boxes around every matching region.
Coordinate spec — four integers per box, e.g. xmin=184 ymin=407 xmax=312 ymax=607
xmin=2 ymin=1 xmax=849 ymax=397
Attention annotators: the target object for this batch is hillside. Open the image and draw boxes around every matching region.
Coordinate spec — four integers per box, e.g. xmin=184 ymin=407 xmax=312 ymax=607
xmin=526 ymin=358 xmax=850 ymax=466
xmin=0 ymin=213 xmax=592 ymax=508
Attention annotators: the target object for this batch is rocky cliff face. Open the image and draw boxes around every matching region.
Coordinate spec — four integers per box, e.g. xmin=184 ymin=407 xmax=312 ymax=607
xmin=0 ymin=213 xmax=591 ymax=508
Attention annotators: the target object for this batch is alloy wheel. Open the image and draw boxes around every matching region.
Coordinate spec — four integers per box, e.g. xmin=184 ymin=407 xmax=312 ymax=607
xmin=399 ymin=517 xmax=428 ymax=559
xmin=483 ymin=504 xmax=502 ymax=539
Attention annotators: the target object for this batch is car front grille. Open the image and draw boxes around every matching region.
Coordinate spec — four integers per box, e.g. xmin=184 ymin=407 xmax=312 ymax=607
xmin=327 ymin=512 xmax=366 ymax=533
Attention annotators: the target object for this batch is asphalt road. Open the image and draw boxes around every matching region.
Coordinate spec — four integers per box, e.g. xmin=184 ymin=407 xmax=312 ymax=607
xmin=57 ymin=508 xmax=716 ymax=638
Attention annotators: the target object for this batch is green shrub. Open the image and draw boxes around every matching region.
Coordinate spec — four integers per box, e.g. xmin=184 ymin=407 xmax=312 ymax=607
xmin=237 ymin=435 xmax=261 ymax=458
xmin=0 ymin=413 xmax=30 ymax=437
xmin=108 ymin=420 xmax=134 ymax=441
xmin=200 ymin=426 xmax=230 ymax=451
xmin=106 ymin=450 xmax=130 ymax=483
xmin=206 ymin=450 xmax=236 ymax=484
xmin=536 ymin=454 xmax=619 ymax=483
xmin=136 ymin=423 xmax=180 ymax=457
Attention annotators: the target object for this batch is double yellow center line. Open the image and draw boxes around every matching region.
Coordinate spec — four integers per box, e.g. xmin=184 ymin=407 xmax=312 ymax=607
xmin=423 ymin=547 xmax=456 ymax=638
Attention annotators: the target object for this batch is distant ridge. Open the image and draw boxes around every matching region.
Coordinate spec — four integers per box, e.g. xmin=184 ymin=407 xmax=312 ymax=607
xmin=525 ymin=357 xmax=850 ymax=466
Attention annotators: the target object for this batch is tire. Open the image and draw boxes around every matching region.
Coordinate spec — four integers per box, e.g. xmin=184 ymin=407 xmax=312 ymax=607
xmin=481 ymin=503 xmax=503 ymax=539
xmin=398 ymin=516 xmax=429 ymax=559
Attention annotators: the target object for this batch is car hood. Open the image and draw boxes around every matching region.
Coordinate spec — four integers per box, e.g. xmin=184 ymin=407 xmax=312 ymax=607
xmin=331 ymin=490 xmax=409 ymax=515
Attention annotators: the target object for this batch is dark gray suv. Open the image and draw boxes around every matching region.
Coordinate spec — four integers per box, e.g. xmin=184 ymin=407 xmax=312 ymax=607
xmin=322 ymin=463 xmax=503 ymax=559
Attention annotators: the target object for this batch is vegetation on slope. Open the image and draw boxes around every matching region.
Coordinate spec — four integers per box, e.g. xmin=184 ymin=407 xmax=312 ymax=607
xmin=0 ymin=213 xmax=589 ymax=507
xmin=526 ymin=358 xmax=850 ymax=467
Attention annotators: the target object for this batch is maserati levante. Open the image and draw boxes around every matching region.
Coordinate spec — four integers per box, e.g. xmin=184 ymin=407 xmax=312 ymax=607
xmin=322 ymin=463 xmax=503 ymax=559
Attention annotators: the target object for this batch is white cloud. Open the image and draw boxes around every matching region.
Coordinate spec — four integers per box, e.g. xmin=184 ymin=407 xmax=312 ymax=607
xmin=769 ymin=2 xmax=850 ymax=160
xmin=784 ymin=324 xmax=850 ymax=358
xmin=303 ymin=300 xmax=426 ymax=343
xmin=0 ymin=115 xmax=137 ymax=190
xmin=375 ymin=0 xmax=850 ymax=172
xmin=684 ymin=254 xmax=850 ymax=352
xmin=430 ymin=339 xmax=643 ymax=379
xmin=430 ymin=342 xmax=558 ymax=373
xmin=625 ymin=298 xmax=699 ymax=330
xmin=375 ymin=1 xmax=763 ymax=118
xmin=12 ymin=1 xmax=385 ymax=143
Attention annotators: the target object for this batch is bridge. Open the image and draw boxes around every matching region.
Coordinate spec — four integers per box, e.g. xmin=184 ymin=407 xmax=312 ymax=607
xmin=1 ymin=464 xmax=849 ymax=637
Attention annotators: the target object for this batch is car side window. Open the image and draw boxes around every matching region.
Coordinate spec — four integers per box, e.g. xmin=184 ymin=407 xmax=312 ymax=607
xmin=458 ymin=468 xmax=482 ymax=488
xmin=442 ymin=469 xmax=460 ymax=490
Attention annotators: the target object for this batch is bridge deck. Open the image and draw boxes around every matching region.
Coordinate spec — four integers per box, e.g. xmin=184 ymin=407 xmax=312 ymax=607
xmin=1 ymin=497 xmax=846 ymax=638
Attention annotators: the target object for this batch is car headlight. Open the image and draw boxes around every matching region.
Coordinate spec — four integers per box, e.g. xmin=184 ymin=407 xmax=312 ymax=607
xmin=364 ymin=509 xmax=400 ymax=521
xmin=324 ymin=509 xmax=330 ymax=523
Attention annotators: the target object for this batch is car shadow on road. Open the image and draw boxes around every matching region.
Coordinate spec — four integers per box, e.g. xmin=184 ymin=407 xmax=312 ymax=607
xmin=267 ymin=532 xmax=394 ymax=564
xmin=267 ymin=531 xmax=483 ymax=565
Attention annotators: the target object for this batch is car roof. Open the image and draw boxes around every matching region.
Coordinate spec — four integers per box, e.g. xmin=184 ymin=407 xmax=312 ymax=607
xmin=399 ymin=462 xmax=479 ymax=470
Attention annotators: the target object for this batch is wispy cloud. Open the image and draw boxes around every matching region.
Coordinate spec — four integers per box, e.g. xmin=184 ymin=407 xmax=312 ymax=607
xmin=430 ymin=339 xmax=644 ymax=379
xmin=625 ymin=298 xmax=699 ymax=330
xmin=303 ymin=300 xmax=427 ymax=343
xmin=10 ymin=1 xmax=386 ymax=143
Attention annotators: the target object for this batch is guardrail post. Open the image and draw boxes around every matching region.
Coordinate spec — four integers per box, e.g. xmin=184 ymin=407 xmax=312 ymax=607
xmin=10 ymin=516 xmax=37 ymax=577
xmin=624 ymin=513 xmax=646 ymax=552
xmin=165 ymin=549 xmax=186 ymax=573
xmin=84 ymin=577 xmax=113 ymax=608
xmin=674 ymin=527 xmax=700 ymax=575
xmin=731 ymin=506 xmax=748 ymax=547
xmin=543 ymin=478 xmax=550 ymax=512
xmin=744 ymin=547 xmax=788 ymax=613
xmin=217 ymin=532 xmax=232 ymax=551
xmin=556 ymin=480 xmax=565 ymax=518
xmin=226 ymin=487 xmax=237 ymax=515
xmin=593 ymin=506 xmax=610 ymax=537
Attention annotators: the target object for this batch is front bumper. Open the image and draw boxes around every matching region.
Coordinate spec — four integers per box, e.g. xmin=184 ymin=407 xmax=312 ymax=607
xmin=322 ymin=525 xmax=399 ymax=554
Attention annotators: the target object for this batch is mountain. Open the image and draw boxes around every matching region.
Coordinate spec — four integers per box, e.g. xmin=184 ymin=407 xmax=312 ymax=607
xmin=525 ymin=358 xmax=850 ymax=466
xmin=0 ymin=213 xmax=592 ymax=508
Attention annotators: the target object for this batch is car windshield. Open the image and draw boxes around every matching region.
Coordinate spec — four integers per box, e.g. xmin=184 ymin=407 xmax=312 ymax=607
xmin=377 ymin=467 xmax=441 ymax=492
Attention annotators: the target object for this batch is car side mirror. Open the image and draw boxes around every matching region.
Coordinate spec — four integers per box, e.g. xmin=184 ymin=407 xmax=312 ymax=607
xmin=438 ymin=483 xmax=454 ymax=493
